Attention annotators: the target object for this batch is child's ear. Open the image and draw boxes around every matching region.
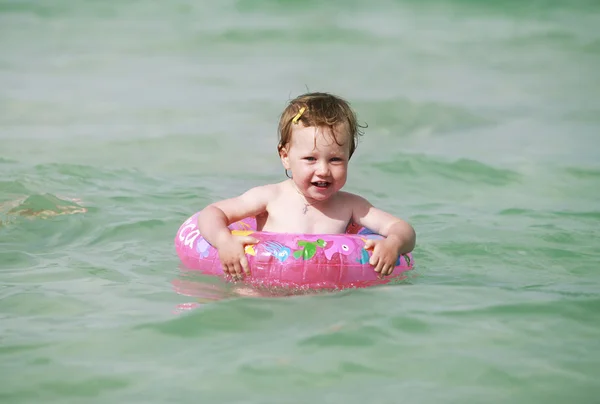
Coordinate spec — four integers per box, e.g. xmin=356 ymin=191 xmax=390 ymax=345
xmin=279 ymin=146 xmax=290 ymax=169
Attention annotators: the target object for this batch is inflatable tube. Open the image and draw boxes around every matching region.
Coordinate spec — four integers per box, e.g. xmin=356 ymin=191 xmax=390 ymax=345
xmin=175 ymin=212 xmax=414 ymax=290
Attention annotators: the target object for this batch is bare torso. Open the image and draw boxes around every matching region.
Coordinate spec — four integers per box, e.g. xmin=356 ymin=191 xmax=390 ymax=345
xmin=256 ymin=182 xmax=354 ymax=234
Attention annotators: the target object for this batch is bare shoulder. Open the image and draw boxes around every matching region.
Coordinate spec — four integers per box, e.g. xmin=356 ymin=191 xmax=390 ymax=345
xmin=342 ymin=191 xmax=412 ymax=236
xmin=209 ymin=182 xmax=284 ymax=222
xmin=239 ymin=182 xmax=281 ymax=201
xmin=335 ymin=191 xmax=373 ymax=211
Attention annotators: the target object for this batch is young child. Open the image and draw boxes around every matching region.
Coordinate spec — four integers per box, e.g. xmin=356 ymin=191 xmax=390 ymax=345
xmin=197 ymin=92 xmax=416 ymax=280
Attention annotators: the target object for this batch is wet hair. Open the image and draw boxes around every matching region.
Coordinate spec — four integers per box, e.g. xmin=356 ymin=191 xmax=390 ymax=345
xmin=277 ymin=92 xmax=365 ymax=159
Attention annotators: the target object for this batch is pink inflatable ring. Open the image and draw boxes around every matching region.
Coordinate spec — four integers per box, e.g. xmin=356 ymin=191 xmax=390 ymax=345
xmin=175 ymin=212 xmax=414 ymax=290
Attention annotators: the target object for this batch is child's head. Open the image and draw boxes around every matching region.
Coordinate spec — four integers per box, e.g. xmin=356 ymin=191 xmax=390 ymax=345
xmin=277 ymin=92 xmax=364 ymax=159
xmin=276 ymin=92 xmax=365 ymax=202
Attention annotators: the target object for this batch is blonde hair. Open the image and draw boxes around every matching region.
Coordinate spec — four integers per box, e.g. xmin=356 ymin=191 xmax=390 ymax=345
xmin=277 ymin=92 xmax=365 ymax=158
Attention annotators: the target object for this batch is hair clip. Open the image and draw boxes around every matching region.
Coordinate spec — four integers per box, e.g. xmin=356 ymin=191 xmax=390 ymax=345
xmin=291 ymin=107 xmax=306 ymax=124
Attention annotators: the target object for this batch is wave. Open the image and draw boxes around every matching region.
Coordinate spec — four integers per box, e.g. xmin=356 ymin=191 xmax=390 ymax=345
xmin=500 ymin=208 xmax=600 ymax=221
xmin=563 ymin=166 xmax=600 ymax=180
xmin=357 ymin=98 xmax=494 ymax=136
xmin=372 ymin=154 xmax=521 ymax=186
xmin=0 ymin=180 xmax=31 ymax=197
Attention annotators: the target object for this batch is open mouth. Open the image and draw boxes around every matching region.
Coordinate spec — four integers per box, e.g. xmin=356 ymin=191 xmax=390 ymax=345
xmin=311 ymin=181 xmax=330 ymax=189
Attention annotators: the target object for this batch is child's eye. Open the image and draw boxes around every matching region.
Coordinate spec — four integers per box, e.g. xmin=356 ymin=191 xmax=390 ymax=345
xmin=330 ymin=157 xmax=343 ymax=162
xmin=303 ymin=157 xmax=316 ymax=161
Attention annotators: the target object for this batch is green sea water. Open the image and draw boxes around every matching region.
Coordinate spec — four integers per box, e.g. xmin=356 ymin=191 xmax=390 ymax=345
xmin=1 ymin=0 xmax=599 ymax=403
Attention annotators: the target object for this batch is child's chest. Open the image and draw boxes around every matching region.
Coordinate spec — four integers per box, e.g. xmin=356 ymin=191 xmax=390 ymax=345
xmin=261 ymin=198 xmax=352 ymax=234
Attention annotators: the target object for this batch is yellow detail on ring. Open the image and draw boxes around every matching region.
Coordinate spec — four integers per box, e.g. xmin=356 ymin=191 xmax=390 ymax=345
xmin=231 ymin=230 xmax=257 ymax=255
xmin=244 ymin=245 xmax=257 ymax=256
xmin=231 ymin=230 xmax=253 ymax=236
xmin=292 ymin=107 xmax=306 ymax=124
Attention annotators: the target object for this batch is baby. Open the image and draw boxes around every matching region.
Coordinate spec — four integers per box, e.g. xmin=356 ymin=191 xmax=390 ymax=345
xmin=197 ymin=92 xmax=416 ymax=280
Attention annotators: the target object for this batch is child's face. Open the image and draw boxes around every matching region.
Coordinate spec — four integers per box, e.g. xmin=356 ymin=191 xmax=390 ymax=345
xmin=280 ymin=124 xmax=350 ymax=202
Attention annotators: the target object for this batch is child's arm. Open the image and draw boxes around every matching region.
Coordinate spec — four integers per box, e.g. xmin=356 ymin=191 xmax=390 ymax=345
xmin=197 ymin=185 xmax=274 ymax=278
xmin=350 ymin=195 xmax=416 ymax=277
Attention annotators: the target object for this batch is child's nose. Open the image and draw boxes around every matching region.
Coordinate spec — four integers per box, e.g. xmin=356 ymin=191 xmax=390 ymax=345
xmin=315 ymin=161 xmax=330 ymax=175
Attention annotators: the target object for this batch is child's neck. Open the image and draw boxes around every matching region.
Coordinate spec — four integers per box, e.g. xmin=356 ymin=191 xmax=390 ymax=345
xmin=288 ymin=179 xmax=332 ymax=215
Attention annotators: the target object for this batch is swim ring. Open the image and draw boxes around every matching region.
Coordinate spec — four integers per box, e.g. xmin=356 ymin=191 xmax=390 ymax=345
xmin=174 ymin=212 xmax=414 ymax=290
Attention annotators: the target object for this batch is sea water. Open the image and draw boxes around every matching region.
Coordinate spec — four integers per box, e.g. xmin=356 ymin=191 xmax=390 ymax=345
xmin=1 ymin=1 xmax=599 ymax=403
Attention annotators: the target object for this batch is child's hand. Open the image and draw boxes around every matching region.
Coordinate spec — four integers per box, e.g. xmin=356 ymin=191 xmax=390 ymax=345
xmin=364 ymin=238 xmax=401 ymax=278
xmin=215 ymin=235 xmax=259 ymax=280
